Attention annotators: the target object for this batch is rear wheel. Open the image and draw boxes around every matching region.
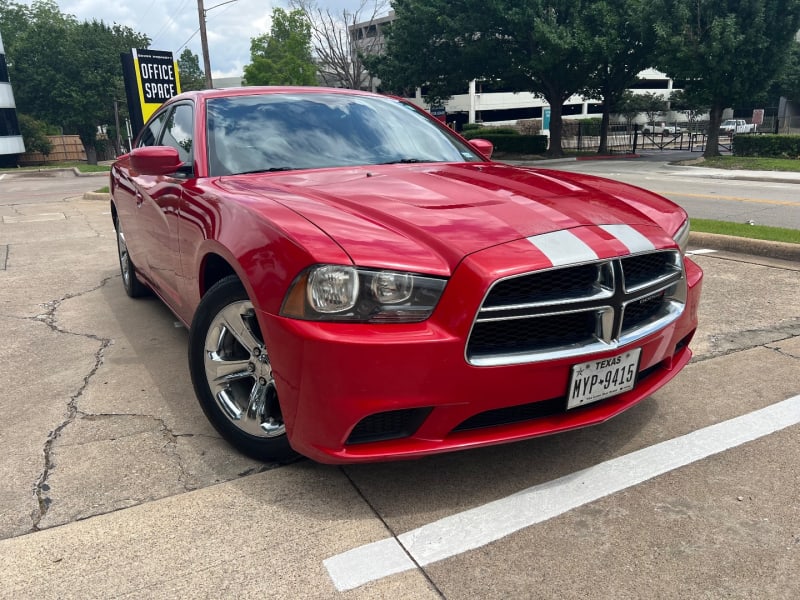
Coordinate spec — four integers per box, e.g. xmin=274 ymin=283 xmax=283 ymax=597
xmin=115 ymin=218 xmax=149 ymax=298
xmin=188 ymin=275 xmax=297 ymax=462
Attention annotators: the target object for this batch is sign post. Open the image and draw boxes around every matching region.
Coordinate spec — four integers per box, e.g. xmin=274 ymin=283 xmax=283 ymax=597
xmin=121 ymin=49 xmax=182 ymax=139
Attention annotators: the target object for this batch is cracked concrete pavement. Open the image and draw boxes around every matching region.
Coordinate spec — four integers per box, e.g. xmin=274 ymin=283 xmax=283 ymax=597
xmin=0 ymin=186 xmax=267 ymax=541
xmin=0 ymin=169 xmax=798 ymax=598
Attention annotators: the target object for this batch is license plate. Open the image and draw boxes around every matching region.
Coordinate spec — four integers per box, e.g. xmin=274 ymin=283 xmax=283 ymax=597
xmin=567 ymin=348 xmax=642 ymax=409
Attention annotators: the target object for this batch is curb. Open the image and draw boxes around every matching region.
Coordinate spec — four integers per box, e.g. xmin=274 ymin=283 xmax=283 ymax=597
xmin=576 ymin=154 xmax=640 ymax=161
xmin=703 ymin=174 xmax=800 ymax=186
xmin=689 ymin=231 xmax=800 ymax=262
xmin=83 ymin=191 xmax=110 ymax=201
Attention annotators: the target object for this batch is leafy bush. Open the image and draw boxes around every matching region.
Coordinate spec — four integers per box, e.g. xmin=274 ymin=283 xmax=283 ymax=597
xmin=467 ymin=134 xmax=548 ymax=155
xmin=461 ymin=123 xmax=483 ymax=132
xmin=462 ymin=126 xmax=519 ymax=138
xmin=18 ymin=114 xmax=53 ymax=156
xmin=732 ymin=134 xmax=800 ymax=158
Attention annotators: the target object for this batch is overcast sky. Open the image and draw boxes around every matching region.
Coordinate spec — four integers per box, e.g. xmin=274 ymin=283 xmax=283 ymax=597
xmin=13 ymin=0 xmax=384 ymax=80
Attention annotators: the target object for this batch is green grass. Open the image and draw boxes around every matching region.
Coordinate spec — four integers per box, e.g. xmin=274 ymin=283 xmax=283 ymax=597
xmin=1 ymin=162 xmax=110 ymax=173
xmin=692 ymin=218 xmax=800 ymax=244
xmin=698 ymin=156 xmax=800 ymax=172
xmin=95 ymin=186 xmax=110 ymax=194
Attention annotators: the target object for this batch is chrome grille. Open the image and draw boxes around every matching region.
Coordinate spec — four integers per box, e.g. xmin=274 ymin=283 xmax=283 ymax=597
xmin=467 ymin=250 xmax=685 ymax=366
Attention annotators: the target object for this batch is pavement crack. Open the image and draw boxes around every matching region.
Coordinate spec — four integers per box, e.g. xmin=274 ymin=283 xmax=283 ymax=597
xmin=692 ymin=320 xmax=800 ymax=363
xmin=765 ymin=345 xmax=800 ymax=360
xmin=156 ymin=417 xmax=195 ymax=492
xmin=72 ymin=205 xmax=105 ymax=238
xmin=29 ymin=278 xmax=115 ymax=531
xmin=339 ymin=467 xmax=447 ymax=599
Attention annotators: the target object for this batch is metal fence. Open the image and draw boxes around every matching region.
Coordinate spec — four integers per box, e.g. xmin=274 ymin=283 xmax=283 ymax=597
xmin=559 ymin=120 xmax=783 ymax=154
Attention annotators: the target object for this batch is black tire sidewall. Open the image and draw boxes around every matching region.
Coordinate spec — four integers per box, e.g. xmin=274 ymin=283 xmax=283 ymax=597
xmin=188 ymin=275 xmax=296 ymax=463
xmin=116 ymin=220 xmax=148 ymax=298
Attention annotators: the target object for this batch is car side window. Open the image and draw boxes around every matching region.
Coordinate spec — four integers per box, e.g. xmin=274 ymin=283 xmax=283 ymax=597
xmin=137 ymin=111 xmax=168 ymax=148
xmin=160 ymin=103 xmax=194 ymax=166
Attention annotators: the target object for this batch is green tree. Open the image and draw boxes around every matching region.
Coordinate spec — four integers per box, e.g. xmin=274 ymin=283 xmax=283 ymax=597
xmin=177 ymin=48 xmax=206 ymax=91
xmin=18 ymin=113 xmax=53 ymax=156
xmin=638 ymin=91 xmax=669 ymax=126
xmin=653 ymin=0 xmax=800 ymax=158
xmin=614 ymin=90 xmax=651 ymax=128
xmin=669 ymin=89 xmax=709 ymax=132
xmin=771 ymin=40 xmax=800 ymax=103
xmin=580 ymin=0 xmax=657 ymax=153
xmin=368 ymin=0 xmax=609 ymax=157
xmin=0 ymin=0 xmax=28 ymax=51
xmin=2 ymin=0 xmax=149 ymax=163
xmin=242 ymin=8 xmax=317 ymax=86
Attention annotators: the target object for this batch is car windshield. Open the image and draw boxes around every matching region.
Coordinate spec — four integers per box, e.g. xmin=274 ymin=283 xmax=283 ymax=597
xmin=205 ymin=92 xmax=482 ymax=176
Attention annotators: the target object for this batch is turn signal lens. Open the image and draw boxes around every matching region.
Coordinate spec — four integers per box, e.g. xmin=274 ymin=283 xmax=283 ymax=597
xmin=673 ymin=218 xmax=690 ymax=255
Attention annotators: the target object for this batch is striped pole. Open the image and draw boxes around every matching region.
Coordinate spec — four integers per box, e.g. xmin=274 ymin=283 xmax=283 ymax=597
xmin=0 ymin=30 xmax=25 ymax=164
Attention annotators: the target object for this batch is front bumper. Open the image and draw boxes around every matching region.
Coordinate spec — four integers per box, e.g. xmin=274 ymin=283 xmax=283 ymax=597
xmin=261 ymin=251 xmax=703 ymax=464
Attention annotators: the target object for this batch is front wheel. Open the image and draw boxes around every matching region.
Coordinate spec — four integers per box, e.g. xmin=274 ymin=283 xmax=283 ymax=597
xmin=188 ymin=275 xmax=297 ymax=462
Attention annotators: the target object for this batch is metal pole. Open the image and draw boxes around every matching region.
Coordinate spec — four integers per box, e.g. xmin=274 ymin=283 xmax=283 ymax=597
xmin=114 ymin=100 xmax=122 ymax=157
xmin=197 ymin=0 xmax=213 ymax=89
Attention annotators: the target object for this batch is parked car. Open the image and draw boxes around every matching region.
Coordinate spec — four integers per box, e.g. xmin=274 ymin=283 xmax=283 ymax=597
xmin=720 ymin=119 xmax=757 ymax=135
xmin=110 ymin=87 xmax=703 ymax=464
xmin=642 ymin=122 xmax=682 ymax=135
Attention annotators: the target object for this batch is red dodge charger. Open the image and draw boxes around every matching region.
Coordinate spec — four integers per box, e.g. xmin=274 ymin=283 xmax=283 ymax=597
xmin=110 ymin=87 xmax=702 ymax=463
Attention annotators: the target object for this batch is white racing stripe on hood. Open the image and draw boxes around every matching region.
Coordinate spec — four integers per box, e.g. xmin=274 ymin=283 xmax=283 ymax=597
xmin=599 ymin=224 xmax=657 ymax=254
xmin=526 ymin=230 xmax=598 ymax=266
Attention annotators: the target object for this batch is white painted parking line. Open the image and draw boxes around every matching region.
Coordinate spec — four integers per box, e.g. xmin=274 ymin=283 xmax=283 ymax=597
xmin=325 ymin=394 xmax=800 ymax=591
xmin=687 ymin=248 xmax=718 ymax=255
xmin=2 ymin=212 xmax=66 ymax=223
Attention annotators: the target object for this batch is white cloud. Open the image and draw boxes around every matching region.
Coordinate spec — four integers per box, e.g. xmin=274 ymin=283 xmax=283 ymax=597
xmin=11 ymin=1 xmax=385 ymax=79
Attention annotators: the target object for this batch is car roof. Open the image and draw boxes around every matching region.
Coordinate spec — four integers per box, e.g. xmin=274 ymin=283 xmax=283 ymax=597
xmin=170 ymin=86 xmax=385 ymax=103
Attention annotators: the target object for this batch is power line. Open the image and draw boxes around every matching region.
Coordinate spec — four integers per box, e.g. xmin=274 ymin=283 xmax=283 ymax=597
xmin=151 ymin=0 xmax=192 ymax=47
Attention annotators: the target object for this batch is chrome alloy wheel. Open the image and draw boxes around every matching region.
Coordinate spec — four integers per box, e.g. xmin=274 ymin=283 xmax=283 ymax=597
xmin=203 ymin=300 xmax=285 ymax=438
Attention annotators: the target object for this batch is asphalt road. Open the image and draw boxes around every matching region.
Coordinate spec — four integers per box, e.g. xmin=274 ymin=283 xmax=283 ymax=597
xmin=533 ymin=151 xmax=800 ymax=230
xmin=0 ymin=166 xmax=798 ymax=598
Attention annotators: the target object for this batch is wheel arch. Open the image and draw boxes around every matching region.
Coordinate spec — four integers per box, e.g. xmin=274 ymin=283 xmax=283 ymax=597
xmin=199 ymin=251 xmax=240 ymax=297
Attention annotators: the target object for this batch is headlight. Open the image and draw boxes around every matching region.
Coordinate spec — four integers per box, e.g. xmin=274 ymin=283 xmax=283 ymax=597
xmin=281 ymin=265 xmax=447 ymax=323
xmin=672 ymin=218 xmax=690 ymax=255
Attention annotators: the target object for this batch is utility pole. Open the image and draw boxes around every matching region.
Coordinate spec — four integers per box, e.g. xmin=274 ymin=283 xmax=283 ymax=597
xmin=197 ymin=0 xmax=213 ymax=89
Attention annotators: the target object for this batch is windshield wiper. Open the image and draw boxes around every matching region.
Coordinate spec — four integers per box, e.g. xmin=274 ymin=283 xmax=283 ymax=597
xmin=377 ymin=158 xmax=429 ymax=165
xmin=237 ymin=166 xmax=296 ymax=174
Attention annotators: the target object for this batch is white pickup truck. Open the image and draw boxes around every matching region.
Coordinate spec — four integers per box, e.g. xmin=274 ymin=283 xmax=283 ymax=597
xmin=642 ymin=122 xmax=681 ymax=135
xmin=720 ymin=119 xmax=757 ymax=135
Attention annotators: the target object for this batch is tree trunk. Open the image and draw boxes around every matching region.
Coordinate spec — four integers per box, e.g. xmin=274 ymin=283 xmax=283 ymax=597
xmin=703 ymin=103 xmax=725 ymax=159
xmin=598 ymin=100 xmax=611 ymax=155
xmin=546 ymin=100 xmax=564 ymax=158
xmin=84 ymin=144 xmax=98 ymax=166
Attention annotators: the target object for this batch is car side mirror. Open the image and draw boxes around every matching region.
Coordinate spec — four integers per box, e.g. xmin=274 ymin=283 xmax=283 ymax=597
xmin=469 ymin=138 xmax=494 ymax=159
xmin=130 ymin=146 xmax=185 ymax=176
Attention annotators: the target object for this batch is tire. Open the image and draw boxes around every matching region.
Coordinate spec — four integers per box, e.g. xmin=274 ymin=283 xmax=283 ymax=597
xmin=188 ymin=275 xmax=297 ymax=463
xmin=115 ymin=217 xmax=150 ymax=298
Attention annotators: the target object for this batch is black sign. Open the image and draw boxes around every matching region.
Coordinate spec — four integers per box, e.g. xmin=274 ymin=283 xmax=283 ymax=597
xmin=136 ymin=49 xmax=179 ymax=102
xmin=121 ymin=48 xmax=182 ymax=138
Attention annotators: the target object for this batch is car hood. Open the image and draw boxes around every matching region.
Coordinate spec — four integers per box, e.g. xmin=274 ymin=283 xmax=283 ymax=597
xmin=216 ymin=162 xmax=683 ymax=275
